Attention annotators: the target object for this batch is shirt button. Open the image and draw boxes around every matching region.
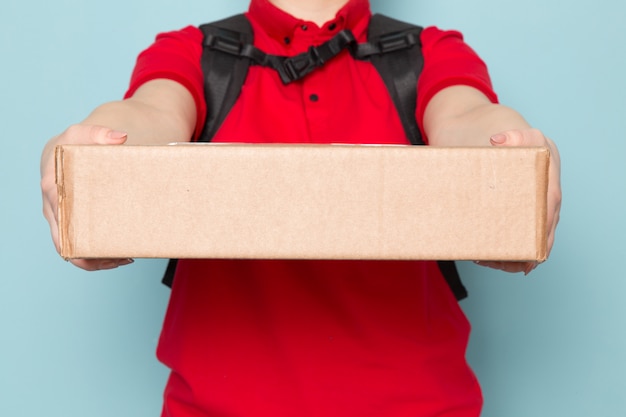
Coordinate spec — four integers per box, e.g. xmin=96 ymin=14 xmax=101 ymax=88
xmin=284 ymin=37 xmax=291 ymax=44
xmin=309 ymin=94 xmax=319 ymax=102
xmin=328 ymin=23 xmax=337 ymax=31
xmin=301 ymin=24 xmax=308 ymax=31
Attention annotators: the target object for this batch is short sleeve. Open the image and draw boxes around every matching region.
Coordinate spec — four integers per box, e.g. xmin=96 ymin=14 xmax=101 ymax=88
xmin=124 ymin=26 xmax=207 ymax=139
xmin=416 ymin=27 xmax=498 ymax=138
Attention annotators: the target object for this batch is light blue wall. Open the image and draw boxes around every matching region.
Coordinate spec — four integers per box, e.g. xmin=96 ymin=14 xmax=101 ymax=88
xmin=1 ymin=0 xmax=623 ymax=416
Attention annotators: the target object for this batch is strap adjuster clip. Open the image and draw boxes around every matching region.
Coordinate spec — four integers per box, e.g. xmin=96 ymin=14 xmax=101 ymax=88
xmin=205 ymin=32 xmax=244 ymax=55
xmin=377 ymin=32 xmax=418 ymax=54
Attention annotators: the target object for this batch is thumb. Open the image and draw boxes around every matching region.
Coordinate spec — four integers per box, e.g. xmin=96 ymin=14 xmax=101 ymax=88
xmin=489 ymin=128 xmax=543 ymax=147
xmin=489 ymin=133 xmax=509 ymax=146
xmin=106 ymin=129 xmax=128 ymax=143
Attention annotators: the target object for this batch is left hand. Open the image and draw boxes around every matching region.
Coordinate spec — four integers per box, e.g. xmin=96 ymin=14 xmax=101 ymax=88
xmin=475 ymin=128 xmax=562 ymax=274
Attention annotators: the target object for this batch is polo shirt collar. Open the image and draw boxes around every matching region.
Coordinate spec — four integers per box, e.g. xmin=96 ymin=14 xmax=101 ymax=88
xmin=247 ymin=0 xmax=371 ymax=43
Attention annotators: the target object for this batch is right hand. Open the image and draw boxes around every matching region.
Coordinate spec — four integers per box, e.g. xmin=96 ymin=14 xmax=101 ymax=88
xmin=40 ymin=124 xmax=134 ymax=271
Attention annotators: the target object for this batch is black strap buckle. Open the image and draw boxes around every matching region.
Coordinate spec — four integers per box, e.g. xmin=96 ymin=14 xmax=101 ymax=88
xmin=279 ymin=46 xmax=324 ymax=84
xmin=277 ymin=29 xmax=357 ymax=84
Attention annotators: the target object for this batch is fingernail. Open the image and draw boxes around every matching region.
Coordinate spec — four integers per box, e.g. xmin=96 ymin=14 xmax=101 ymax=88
xmin=98 ymin=259 xmax=134 ymax=270
xmin=98 ymin=260 xmax=118 ymax=269
xmin=490 ymin=134 xmax=506 ymax=144
xmin=523 ymin=262 xmax=536 ymax=276
xmin=108 ymin=130 xmax=128 ymax=140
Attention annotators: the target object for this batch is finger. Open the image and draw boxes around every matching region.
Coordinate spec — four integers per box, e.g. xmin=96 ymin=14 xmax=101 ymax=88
xmin=70 ymin=258 xmax=135 ymax=271
xmin=41 ymin=173 xmax=61 ymax=252
xmin=474 ymin=260 xmax=537 ymax=274
xmin=543 ymin=136 xmax=562 ymax=257
xmin=43 ymin=201 xmax=61 ymax=253
xmin=545 ymin=190 xmax=561 ymax=257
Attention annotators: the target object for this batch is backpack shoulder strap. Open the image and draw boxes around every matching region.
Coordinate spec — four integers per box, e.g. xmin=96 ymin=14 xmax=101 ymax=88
xmin=365 ymin=14 xmax=468 ymax=300
xmin=197 ymin=14 xmax=254 ymax=142
xmin=161 ymin=14 xmax=253 ymax=288
xmin=365 ymin=14 xmax=424 ymax=146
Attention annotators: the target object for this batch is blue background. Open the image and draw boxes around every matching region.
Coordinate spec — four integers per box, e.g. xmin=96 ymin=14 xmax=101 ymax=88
xmin=1 ymin=0 xmax=624 ymax=416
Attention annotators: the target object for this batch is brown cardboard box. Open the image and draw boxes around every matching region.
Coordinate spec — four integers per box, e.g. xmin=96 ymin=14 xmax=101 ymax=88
xmin=55 ymin=144 xmax=549 ymax=261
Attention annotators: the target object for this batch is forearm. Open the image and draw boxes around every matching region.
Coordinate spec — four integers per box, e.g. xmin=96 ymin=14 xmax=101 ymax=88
xmin=424 ymin=85 xmax=559 ymax=170
xmin=424 ymin=85 xmax=531 ymax=147
xmin=45 ymin=79 xmax=194 ymax=148
xmin=41 ymin=79 xmax=196 ymax=172
xmin=83 ymin=100 xmax=192 ymax=143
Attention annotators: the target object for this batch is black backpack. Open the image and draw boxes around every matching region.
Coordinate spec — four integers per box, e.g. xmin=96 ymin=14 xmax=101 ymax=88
xmin=163 ymin=13 xmax=468 ymax=301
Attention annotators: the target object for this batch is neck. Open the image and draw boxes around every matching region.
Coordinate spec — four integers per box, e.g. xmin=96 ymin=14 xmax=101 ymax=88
xmin=269 ymin=0 xmax=351 ymax=26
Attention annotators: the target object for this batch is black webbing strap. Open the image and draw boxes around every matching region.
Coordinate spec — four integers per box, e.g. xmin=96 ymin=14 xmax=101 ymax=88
xmin=163 ymin=13 xmax=467 ymax=301
xmin=360 ymin=14 xmax=424 ymax=146
xmin=198 ymin=14 xmax=254 ymax=142
xmin=437 ymin=261 xmax=467 ymax=301
xmin=163 ymin=15 xmax=257 ymax=287
xmin=364 ymin=15 xmax=467 ymax=300
xmin=161 ymin=258 xmax=177 ymax=288
xmin=212 ymin=29 xmax=359 ymax=85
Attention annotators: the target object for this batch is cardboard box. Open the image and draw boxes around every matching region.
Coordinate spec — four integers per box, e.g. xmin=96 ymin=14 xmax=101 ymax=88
xmin=55 ymin=144 xmax=549 ymax=261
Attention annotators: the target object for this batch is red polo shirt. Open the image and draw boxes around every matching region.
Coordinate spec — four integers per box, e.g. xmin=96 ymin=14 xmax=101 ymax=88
xmin=126 ymin=1 xmax=497 ymax=416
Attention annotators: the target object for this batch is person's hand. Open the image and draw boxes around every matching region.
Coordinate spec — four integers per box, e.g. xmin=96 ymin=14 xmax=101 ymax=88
xmin=40 ymin=124 xmax=134 ymax=271
xmin=474 ymin=128 xmax=562 ymax=275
